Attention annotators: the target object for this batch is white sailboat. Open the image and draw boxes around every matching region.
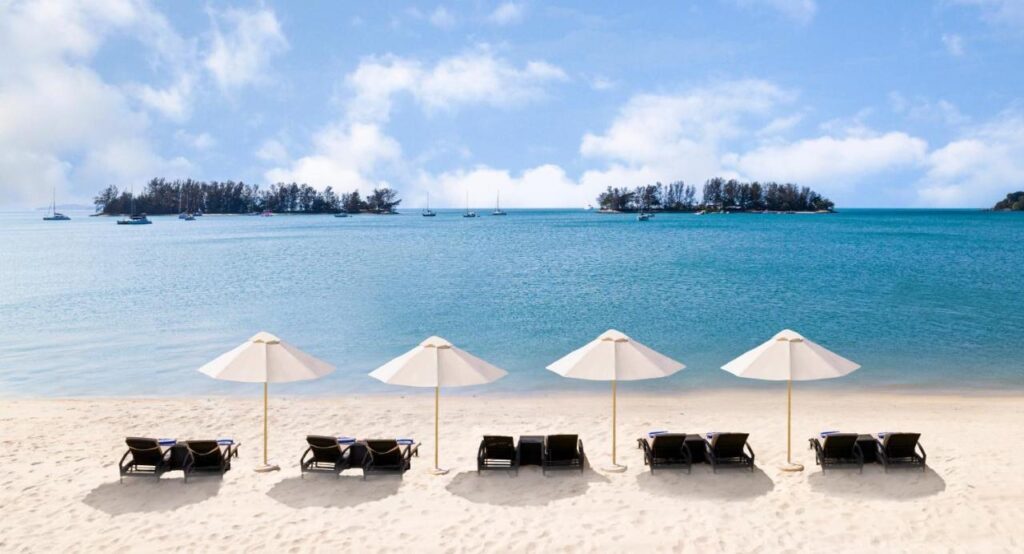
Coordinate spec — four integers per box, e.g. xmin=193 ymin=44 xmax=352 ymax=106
xmin=43 ymin=187 xmax=70 ymax=221
xmin=491 ymin=191 xmax=506 ymax=216
xmin=463 ymin=191 xmax=477 ymax=218
xmin=422 ymin=192 xmax=436 ymax=217
xmin=117 ymin=187 xmax=151 ymax=225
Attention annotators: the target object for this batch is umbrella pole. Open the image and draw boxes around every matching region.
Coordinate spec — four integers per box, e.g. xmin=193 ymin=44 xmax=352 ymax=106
xmin=781 ymin=376 xmax=803 ymax=472
xmin=430 ymin=385 xmax=449 ymax=475
xmin=603 ymin=380 xmax=626 ymax=472
xmin=255 ymin=381 xmax=280 ymax=472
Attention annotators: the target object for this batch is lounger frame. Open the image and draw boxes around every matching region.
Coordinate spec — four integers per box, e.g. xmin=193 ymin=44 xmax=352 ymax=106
xmin=808 ymin=434 xmax=864 ymax=473
xmin=477 ymin=435 xmax=520 ymax=475
xmin=637 ymin=434 xmax=693 ymax=474
xmin=542 ymin=435 xmax=585 ymax=475
xmin=705 ymin=433 xmax=755 ymax=473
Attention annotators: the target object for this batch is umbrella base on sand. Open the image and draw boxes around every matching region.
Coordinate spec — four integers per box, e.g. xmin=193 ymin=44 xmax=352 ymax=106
xmin=602 ymin=463 xmax=628 ymax=473
xmin=429 ymin=467 xmax=450 ymax=475
xmin=779 ymin=462 xmax=804 ymax=472
xmin=254 ymin=463 xmax=281 ymax=473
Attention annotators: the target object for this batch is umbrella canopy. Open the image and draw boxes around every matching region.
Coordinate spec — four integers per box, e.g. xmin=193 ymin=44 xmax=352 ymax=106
xmin=721 ymin=329 xmax=859 ymax=471
xmin=546 ymin=329 xmax=685 ymax=472
xmin=198 ymin=332 xmax=335 ymax=471
xmin=369 ymin=336 xmax=507 ymax=474
xmin=722 ymin=329 xmax=859 ymax=381
xmin=199 ymin=331 xmax=335 ymax=383
xmin=546 ymin=329 xmax=685 ymax=381
xmin=368 ymin=336 xmax=507 ymax=387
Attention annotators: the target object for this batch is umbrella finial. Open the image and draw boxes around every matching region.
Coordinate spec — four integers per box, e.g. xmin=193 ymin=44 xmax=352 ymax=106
xmin=250 ymin=331 xmax=281 ymax=344
xmin=599 ymin=329 xmax=630 ymax=342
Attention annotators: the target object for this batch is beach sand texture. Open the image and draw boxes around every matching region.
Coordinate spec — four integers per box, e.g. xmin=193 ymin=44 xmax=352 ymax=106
xmin=1 ymin=390 xmax=1020 ymax=553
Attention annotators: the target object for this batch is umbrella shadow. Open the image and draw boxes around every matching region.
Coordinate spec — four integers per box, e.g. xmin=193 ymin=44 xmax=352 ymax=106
xmin=446 ymin=466 xmax=609 ymax=506
xmin=636 ymin=465 xmax=775 ymax=500
xmin=266 ymin=475 xmax=401 ymax=508
xmin=83 ymin=478 xmax=223 ymax=515
xmin=807 ymin=466 xmax=946 ymax=499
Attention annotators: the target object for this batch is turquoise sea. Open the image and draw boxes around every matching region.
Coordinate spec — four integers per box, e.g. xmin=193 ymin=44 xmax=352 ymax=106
xmin=1 ymin=209 xmax=1021 ymax=396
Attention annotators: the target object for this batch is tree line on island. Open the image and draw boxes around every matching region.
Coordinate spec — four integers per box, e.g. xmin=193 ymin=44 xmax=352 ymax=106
xmin=597 ymin=178 xmax=835 ymax=213
xmin=93 ymin=178 xmax=401 ymax=215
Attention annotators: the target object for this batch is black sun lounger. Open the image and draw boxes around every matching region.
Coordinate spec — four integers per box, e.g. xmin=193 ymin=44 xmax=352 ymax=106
xmin=542 ymin=434 xmax=585 ymax=474
xmin=182 ymin=440 xmax=239 ymax=482
xmin=808 ymin=433 xmax=864 ymax=473
xmin=705 ymin=433 xmax=755 ymax=473
xmin=119 ymin=437 xmax=172 ymax=483
xmin=301 ymin=435 xmax=362 ymax=478
xmin=477 ymin=435 xmax=519 ymax=474
xmin=363 ymin=439 xmax=418 ymax=478
xmin=637 ymin=433 xmax=692 ymax=474
xmin=877 ymin=433 xmax=926 ymax=472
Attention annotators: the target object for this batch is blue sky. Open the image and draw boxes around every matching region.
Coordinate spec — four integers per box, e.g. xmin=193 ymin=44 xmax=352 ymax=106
xmin=2 ymin=0 xmax=1023 ymax=209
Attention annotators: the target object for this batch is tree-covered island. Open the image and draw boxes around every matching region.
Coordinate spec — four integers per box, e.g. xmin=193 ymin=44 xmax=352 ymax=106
xmin=992 ymin=191 xmax=1024 ymax=211
xmin=596 ymin=178 xmax=835 ymax=213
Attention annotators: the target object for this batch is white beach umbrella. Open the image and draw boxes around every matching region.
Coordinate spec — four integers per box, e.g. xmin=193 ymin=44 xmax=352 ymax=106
xmin=369 ymin=336 xmax=507 ymax=475
xmin=546 ymin=329 xmax=685 ymax=472
xmin=722 ymin=329 xmax=860 ymax=471
xmin=198 ymin=331 xmax=335 ymax=472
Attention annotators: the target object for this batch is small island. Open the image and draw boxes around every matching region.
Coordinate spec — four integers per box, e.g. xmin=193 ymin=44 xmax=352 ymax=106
xmin=92 ymin=178 xmax=401 ymax=215
xmin=596 ymin=178 xmax=834 ymax=213
xmin=993 ymin=191 xmax=1024 ymax=211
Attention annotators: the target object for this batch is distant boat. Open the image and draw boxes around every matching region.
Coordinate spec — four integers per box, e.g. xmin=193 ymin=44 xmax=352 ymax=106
xmin=584 ymin=204 xmax=594 ymax=211
xmin=696 ymin=210 xmax=706 ymax=215
xmin=43 ymin=187 xmax=70 ymax=221
xmin=491 ymin=191 xmax=506 ymax=216
xmin=260 ymin=210 xmax=273 ymax=217
xmin=334 ymin=211 xmax=349 ymax=218
xmin=183 ymin=213 xmax=195 ymax=221
xmin=463 ymin=191 xmax=476 ymax=218
xmin=637 ymin=205 xmax=652 ymax=221
xmin=422 ymin=193 xmax=436 ymax=217
xmin=117 ymin=187 xmax=151 ymax=225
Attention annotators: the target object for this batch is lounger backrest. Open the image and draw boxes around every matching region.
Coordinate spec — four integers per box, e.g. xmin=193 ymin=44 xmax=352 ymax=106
xmin=882 ymin=433 xmax=921 ymax=458
xmin=345 ymin=442 xmax=368 ymax=466
xmin=125 ymin=437 xmax=164 ymax=466
xmin=482 ymin=435 xmax=515 ymax=460
xmin=546 ymin=434 xmax=579 ymax=461
xmin=710 ymin=433 xmax=749 ymax=457
xmin=185 ymin=440 xmax=223 ymax=468
xmin=365 ymin=440 xmax=402 ymax=466
xmin=822 ymin=433 xmax=858 ymax=457
xmin=651 ymin=434 xmax=687 ymax=457
xmin=306 ymin=435 xmax=343 ymax=463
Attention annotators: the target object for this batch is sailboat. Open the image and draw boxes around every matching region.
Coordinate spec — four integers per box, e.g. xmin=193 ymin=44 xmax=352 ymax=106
xmin=179 ymin=186 xmax=195 ymax=220
xmin=462 ymin=191 xmax=477 ymax=218
xmin=43 ymin=187 xmax=70 ymax=221
xmin=422 ymin=192 xmax=436 ymax=217
xmin=637 ymin=205 xmax=652 ymax=221
xmin=117 ymin=187 xmax=152 ymax=225
xmin=491 ymin=191 xmax=506 ymax=216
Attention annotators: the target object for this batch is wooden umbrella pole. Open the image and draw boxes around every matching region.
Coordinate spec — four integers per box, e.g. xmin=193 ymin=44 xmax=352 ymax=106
xmin=612 ymin=380 xmax=617 ymax=465
xmin=786 ymin=376 xmax=792 ymax=464
xmin=434 ymin=385 xmax=440 ymax=469
xmin=264 ymin=382 xmax=269 ymax=466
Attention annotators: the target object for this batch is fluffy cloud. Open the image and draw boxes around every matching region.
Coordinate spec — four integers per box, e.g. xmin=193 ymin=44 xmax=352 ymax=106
xmin=0 ymin=0 xmax=193 ymax=206
xmin=345 ymin=48 xmax=568 ymax=121
xmin=264 ymin=123 xmax=401 ymax=189
xmin=488 ymin=3 xmax=525 ymax=25
xmin=917 ymin=112 xmax=1024 ymax=206
xmin=730 ymin=0 xmax=817 ymax=25
xmin=204 ymin=7 xmax=288 ymax=91
xmin=942 ymin=33 xmax=965 ymax=56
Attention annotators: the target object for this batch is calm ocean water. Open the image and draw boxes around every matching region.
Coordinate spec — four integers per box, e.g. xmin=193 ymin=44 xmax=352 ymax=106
xmin=1 ymin=208 xmax=1021 ymax=396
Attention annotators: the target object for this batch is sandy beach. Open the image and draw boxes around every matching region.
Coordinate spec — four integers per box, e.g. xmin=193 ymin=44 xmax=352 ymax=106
xmin=1 ymin=390 xmax=1020 ymax=553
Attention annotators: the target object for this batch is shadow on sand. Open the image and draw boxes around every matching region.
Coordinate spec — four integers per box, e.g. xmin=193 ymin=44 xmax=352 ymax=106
xmin=83 ymin=478 xmax=223 ymax=515
xmin=636 ymin=466 xmax=775 ymax=500
xmin=446 ymin=466 xmax=610 ymax=506
xmin=266 ymin=475 xmax=401 ymax=508
xmin=807 ymin=466 xmax=946 ymax=499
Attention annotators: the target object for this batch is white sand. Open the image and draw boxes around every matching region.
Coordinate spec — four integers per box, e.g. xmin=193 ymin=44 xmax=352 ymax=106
xmin=1 ymin=390 xmax=1021 ymax=553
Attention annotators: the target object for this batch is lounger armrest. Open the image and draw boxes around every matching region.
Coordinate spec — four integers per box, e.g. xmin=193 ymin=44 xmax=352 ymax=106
xmin=744 ymin=442 xmax=755 ymax=464
xmin=578 ymin=439 xmax=585 ymax=463
xmin=916 ymin=442 xmax=926 ymax=463
xmin=300 ymin=446 xmax=313 ymax=468
xmin=477 ymin=441 xmax=486 ymax=464
xmin=119 ymin=449 xmax=133 ymax=472
xmin=852 ymin=442 xmax=864 ymax=465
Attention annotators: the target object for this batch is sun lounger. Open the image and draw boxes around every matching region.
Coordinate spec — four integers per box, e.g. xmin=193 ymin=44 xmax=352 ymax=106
xmin=119 ymin=437 xmax=172 ymax=483
xmin=876 ymin=432 xmax=926 ymax=472
xmin=637 ymin=433 xmax=692 ymax=474
xmin=182 ymin=439 xmax=238 ymax=482
xmin=542 ymin=434 xmax=585 ymax=474
xmin=808 ymin=432 xmax=864 ymax=473
xmin=301 ymin=435 xmax=362 ymax=478
xmin=363 ymin=439 xmax=418 ymax=478
xmin=477 ymin=435 xmax=519 ymax=474
xmin=705 ymin=432 xmax=755 ymax=473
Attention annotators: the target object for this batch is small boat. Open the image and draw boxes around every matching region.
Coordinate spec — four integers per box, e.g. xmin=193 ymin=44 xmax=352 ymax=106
xmin=260 ymin=210 xmax=273 ymax=217
xmin=43 ymin=187 xmax=70 ymax=221
xmin=584 ymin=204 xmax=594 ymax=211
xmin=463 ymin=191 xmax=476 ymax=218
xmin=637 ymin=212 xmax=652 ymax=221
xmin=183 ymin=213 xmax=195 ymax=221
xmin=696 ymin=210 xmax=706 ymax=215
xmin=422 ymin=193 xmax=436 ymax=217
xmin=491 ymin=191 xmax=506 ymax=216
xmin=334 ymin=211 xmax=349 ymax=218
xmin=117 ymin=188 xmax=152 ymax=225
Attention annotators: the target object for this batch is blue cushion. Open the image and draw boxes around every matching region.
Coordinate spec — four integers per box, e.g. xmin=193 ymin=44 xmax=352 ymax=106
xmin=157 ymin=438 xmax=177 ymax=446
xmin=337 ymin=436 xmax=356 ymax=444
xmin=648 ymin=430 xmax=668 ymax=438
xmin=397 ymin=438 xmax=415 ymax=446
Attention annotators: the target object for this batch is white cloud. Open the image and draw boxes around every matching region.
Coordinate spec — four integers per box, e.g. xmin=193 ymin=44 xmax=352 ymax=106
xmin=129 ymin=75 xmax=195 ymax=121
xmin=588 ymin=75 xmax=616 ymax=91
xmin=0 ymin=0 xmax=193 ymax=206
xmin=345 ymin=48 xmax=568 ymax=120
xmin=917 ymin=112 xmax=1024 ymax=206
xmin=175 ymin=130 xmax=216 ymax=150
xmin=889 ymin=93 xmax=969 ymax=127
xmin=942 ymin=33 xmax=965 ymax=56
xmin=730 ymin=132 xmax=928 ymax=185
xmin=950 ymin=0 xmax=1024 ymax=30
xmin=488 ymin=3 xmax=525 ymax=25
xmin=264 ymin=123 xmax=401 ymax=189
xmin=204 ymin=7 xmax=288 ymax=91
xmin=429 ymin=6 xmax=456 ymax=29
xmin=730 ymin=0 xmax=817 ymax=25
xmin=255 ymin=139 xmax=289 ymax=164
